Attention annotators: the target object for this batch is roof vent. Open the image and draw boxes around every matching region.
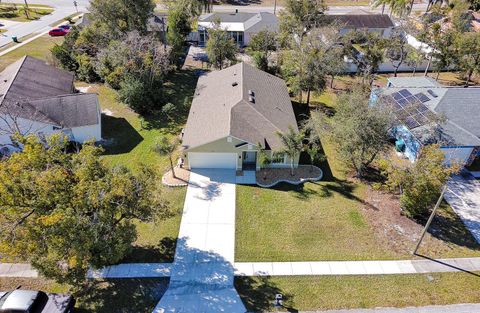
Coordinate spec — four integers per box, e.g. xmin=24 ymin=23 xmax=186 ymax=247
xmin=248 ymin=90 xmax=255 ymax=96
xmin=232 ymin=82 xmax=238 ymax=87
xmin=249 ymin=95 xmax=255 ymax=103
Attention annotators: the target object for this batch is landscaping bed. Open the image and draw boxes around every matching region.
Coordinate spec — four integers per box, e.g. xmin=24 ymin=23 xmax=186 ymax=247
xmin=162 ymin=167 xmax=190 ymax=187
xmin=256 ymin=165 xmax=322 ymax=187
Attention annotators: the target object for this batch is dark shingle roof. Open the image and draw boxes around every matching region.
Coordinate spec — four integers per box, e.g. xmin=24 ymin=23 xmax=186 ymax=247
xmin=199 ymin=12 xmax=257 ymax=23
xmin=0 ymin=56 xmax=99 ymax=128
xmin=0 ymin=56 xmax=74 ymax=103
xmin=326 ymin=14 xmax=394 ymax=29
xmin=198 ymin=12 xmax=279 ymax=32
xmin=182 ymin=63 xmax=298 ymax=150
xmin=434 ymin=88 xmax=480 ymax=146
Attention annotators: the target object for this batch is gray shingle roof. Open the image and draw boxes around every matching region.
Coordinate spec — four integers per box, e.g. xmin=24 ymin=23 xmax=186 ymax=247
xmin=326 ymin=14 xmax=394 ymax=29
xmin=198 ymin=12 xmax=279 ymax=33
xmin=182 ymin=63 xmax=298 ymax=151
xmin=0 ymin=56 xmax=74 ymax=103
xmin=0 ymin=56 xmax=99 ymax=128
xmin=434 ymin=88 xmax=480 ymax=146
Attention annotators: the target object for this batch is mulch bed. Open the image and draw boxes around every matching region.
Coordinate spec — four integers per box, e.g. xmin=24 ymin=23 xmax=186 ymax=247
xmin=256 ymin=165 xmax=322 ymax=186
xmin=162 ymin=167 xmax=190 ymax=187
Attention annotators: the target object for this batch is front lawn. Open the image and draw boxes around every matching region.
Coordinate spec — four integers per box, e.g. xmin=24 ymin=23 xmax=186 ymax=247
xmin=235 ymin=88 xmax=480 ymax=262
xmin=0 ymin=34 xmax=63 ymax=71
xmin=235 ymin=272 xmax=480 ymax=312
xmin=0 ymin=4 xmax=52 ymax=22
xmin=77 ymin=70 xmax=198 ymax=263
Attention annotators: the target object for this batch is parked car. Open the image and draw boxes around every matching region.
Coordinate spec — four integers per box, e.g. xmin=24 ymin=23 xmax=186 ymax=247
xmin=0 ymin=289 xmax=75 ymax=313
xmin=58 ymin=25 xmax=71 ymax=31
xmin=48 ymin=28 xmax=68 ymax=36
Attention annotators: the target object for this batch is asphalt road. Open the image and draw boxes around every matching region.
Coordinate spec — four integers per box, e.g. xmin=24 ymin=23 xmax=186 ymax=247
xmin=0 ymin=0 xmax=88 ymax=48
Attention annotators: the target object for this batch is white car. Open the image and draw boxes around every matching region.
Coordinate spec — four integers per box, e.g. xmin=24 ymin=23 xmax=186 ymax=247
xmin=0 ymin=289 xmax=75 ymax=313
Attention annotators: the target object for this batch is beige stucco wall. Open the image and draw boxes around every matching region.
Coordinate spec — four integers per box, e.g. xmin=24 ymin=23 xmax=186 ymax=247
xmin=183 ymin=136 xmax=300 ymax=170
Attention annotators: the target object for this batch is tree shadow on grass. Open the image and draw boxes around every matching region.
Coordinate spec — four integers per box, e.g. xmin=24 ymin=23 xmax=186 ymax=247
xmin=417 ymin=203 xmax=480 ymax=251
xmin=235 ymin=276 xmax=298 ymax=312
xmin=140 ymin=69 xmax=200 ymax=133
xmin=101 ymin=114 xmax=143 ymax=155
xmin=76 ymin=278 xmax=169 ymax=313
xmin=121 ymin=237 xmax=177 ymax=264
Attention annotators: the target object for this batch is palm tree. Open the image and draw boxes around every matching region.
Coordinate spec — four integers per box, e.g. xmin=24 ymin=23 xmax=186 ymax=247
xmin=276 ymin=126 xmax=305 ymax=176
xmin=258 ymin=146 xmax=271 ymax=181
xmin=155 ymin=137 xmax=179 ymax=179
xmin=372 ymin=0 xmax=410 ymax=17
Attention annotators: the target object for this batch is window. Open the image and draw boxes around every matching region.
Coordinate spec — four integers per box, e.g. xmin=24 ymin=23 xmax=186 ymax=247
xmin=272 ymin=153 xmax=286 ymax=164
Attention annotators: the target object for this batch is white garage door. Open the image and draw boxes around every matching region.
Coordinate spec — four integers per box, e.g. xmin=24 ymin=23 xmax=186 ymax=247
xmin=188 ymin=152 xmax=237 ymax=169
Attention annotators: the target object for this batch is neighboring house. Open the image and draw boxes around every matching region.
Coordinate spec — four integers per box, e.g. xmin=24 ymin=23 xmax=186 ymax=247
xmin=373 ymin=76 xmax=480 ymax=166
xmin=324 ymin=14 xmax=395 ymax=38
xmin=0 ymin=56 xmax=102 ymax=153
xmin=197 ymin=11 xmax=279 ymax=47
xmin=181 ymin=62 xmax=299 ymax=171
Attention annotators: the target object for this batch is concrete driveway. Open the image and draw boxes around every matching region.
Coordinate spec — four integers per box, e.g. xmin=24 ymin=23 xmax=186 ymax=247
xmin=154 ymin=169 xmax=245 ymax=313
xmin=445 ymin=173 xmax=480 ymax=243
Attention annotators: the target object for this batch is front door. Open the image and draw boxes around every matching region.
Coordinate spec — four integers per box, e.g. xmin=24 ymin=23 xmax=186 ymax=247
xmin=242 ymin=151 xmax=257 ymax=170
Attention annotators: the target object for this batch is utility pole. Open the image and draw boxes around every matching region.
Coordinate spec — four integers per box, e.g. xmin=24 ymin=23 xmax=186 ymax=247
xmin=73 ymin=0 xmax=78 ymax=13
xmin=412 ymin=185 xmax=448 ymax=255
xmin=274 ymin=0 xmax=277 ymax=16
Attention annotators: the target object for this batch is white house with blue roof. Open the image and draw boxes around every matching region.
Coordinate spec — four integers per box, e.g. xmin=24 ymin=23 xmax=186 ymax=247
xmin=372 ymin=77 xmax=480 ymax=166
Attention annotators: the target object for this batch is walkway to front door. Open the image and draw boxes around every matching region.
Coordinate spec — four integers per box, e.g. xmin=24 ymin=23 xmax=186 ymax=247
xmin=154 ymin=169 xmax=246 ymax=313
xmin=242 ymin=151 xmax=257 ymax=171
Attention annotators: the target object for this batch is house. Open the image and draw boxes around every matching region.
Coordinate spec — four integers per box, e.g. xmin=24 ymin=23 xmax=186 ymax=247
xmin=373 ymin=76 xmax=480 ymax=166
xmin=181 ymin=62 xmax=299 ymax=170
xmin=0 ymin=56 xmax=102 ymax=153
xmin=197 ymin=11 xmax=279 ymax=47
xmin=324 ymin=13 xmax=395 ymax=38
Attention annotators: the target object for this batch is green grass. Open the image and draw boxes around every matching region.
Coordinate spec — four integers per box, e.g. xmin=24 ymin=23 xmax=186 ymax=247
xmin=76 ymin=70 xmax=198 ymax=263
xmin=0 ymin=34 xmax=64 ymax=71
xmin=236 ymin=87 xmax=480 ymax=262
xmin=235 ymin=272 xmax=480 ymax=311
xmin=0 ymin=5 xmax=52 ymax=22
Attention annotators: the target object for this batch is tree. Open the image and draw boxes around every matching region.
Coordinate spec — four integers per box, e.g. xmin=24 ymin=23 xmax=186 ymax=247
xmin=311 ymin=88 xmax=394 ymax=178
xmin=342 ymin=31 xmax=387 ymax=85
xmin=279 ymin=0 xmax=328 ymax=45
xmin=372 ymin=0 xmax=412 ymax=17
xmin=205 ymin=19 xmax=238 ymax=69
xmin=258 ymin=146 xmax=271 ymax=181
xmin=247 ymin=30 xmax=277 ymax=72
xmin=276 ymin=126 xmax=305 ymax=176
xmin=166 ymin=0 xmax=202 ymax=66
xmin=0 ymin=135 xmax=165 ymax=286
xmin=379 ymin=144 xmax=460 ymax=218
xmin=89 ymin=0 xmax=155 ymax=37
xmin=385 ymin=28 xmax=409 ymax=77
xmin=155 ymin=137 xmax=179 ymax=179
xmin=454 ymin=31 xmax=480 ymax=86
xmin=281 ymin=26 xmax=342 ymax=105
xmin=405 ymin=46 xmax=425 ymax=76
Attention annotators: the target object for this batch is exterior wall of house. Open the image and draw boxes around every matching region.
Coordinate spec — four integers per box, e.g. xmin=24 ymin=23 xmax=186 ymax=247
xmin=0 ymin=116 xmax=54 ymax=152
xmin=183 ymin=136 xmax=299 ymax=170
xmin=71 ymin=123 xmax=102 ymax=143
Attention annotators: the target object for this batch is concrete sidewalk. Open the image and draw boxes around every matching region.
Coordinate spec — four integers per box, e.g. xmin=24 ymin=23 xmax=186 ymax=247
xmin=234 ymin=257 xmax=480 ymax=276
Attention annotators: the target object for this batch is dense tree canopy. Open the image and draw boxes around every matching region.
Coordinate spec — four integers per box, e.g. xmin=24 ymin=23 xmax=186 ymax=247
xmin=205 ymin=19 xmax=238 ymax=69
xmin=0 ymin=135 xmax=166 ymax=285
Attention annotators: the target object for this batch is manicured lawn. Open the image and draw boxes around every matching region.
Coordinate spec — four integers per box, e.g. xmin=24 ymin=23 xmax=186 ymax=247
xmin=0 ymin=4 xmax=52 ymax=22
xmin=235 ymin=272 xmax=480 ymax=311
xmin=77 ymin=69 xmax=199 ymax=262
xmin=0 ymin=34 xmax=63 ymax=71
xmin=235 ymin=87 xmax=480 ymax=262
xmin=0 ymin=277 xmax=168 ymax=313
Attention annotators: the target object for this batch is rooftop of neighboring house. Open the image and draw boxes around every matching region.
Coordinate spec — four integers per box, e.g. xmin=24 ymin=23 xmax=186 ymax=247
xmin=0 ymin=56 xmax=100 ymax=128
xmin=182 ymin=62 xmax=298 ymax=151
xmin=376 ymin=77 xmax=480 ymax=147
xmin=198 ymin=11 xmax=279 ymax=33
xmin=324 ymin=14 xmax=395 ymax=29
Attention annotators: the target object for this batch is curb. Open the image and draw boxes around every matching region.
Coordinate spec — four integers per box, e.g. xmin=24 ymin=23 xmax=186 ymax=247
xmin=256 ymin=166 xmax=323 ymax=188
